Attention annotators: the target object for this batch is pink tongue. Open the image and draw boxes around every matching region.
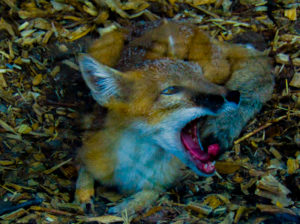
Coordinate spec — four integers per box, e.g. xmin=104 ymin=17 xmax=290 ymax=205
xmin=181 ymin=133 xmax=216 ymax=174
xmin=181 ymin=133 xmax=210 ymax=161
xmin=207 ymin=144 xmax=220 ymax=157
xmin=180 ymin=119 xmax=220 ymax=174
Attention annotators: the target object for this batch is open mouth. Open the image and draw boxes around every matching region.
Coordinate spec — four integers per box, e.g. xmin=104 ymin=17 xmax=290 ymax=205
xmin=180 ymin=118 xmax=220 ymax=174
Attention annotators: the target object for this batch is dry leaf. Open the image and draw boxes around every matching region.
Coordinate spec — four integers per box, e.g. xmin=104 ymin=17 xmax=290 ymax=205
xmin=215 ymin=161 xmax=241 ymax=174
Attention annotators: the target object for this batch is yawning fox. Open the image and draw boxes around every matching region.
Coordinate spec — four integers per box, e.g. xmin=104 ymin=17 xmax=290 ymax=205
xmin=75 ymin=21 xmax=274 ymax=215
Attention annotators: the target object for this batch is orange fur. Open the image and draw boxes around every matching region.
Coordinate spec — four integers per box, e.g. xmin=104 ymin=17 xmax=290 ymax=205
xmin=89 ymin=30 xmax=126 ymax=67
xmin=80 ymin=130 xmax=117 ymax=182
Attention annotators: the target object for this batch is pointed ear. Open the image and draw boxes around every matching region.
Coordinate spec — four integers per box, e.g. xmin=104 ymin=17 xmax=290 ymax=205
xmin=79 ymin=55 xmax=123 ymax=105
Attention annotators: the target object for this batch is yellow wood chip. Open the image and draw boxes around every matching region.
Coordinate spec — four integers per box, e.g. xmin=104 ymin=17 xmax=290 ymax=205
xmin=44 ymin=158 xmax=72 ymax=175
xmin=270 ymin=147 xmax=282 ymax=160
xmin=83 ymin=215 xmax=123 ymax=223
xmin=203 ymin=195 xmax=223 ymax=209
xmin=192 ymin=0 xmax=216 ymax=5
xmin=83 ymin=1 xmax=98 ymax=16
xmin=233 ymin=174 xmax=244 ymax=183
xmin=284 ymin=8 xmax=297 ymax=21
xmin=0 ymin=119 xmax=16 ymax=133
xmin=0 ymin=160 xmax=15 ymax=166
xmin=287 ymin=158 xmax=299 ymax=175
xmin=32 ymin=74 xmax=43 ymax=85
xmin=275 ymin=53 xmax=289 ymax=64
xmin=5 ymin=183 xmax=34 ymax=191
xmin=68 ymin=25 xmax=94 ymax=42
xmin=42 ymin=30 xmax=53 ymax=44
xmin=186 ymin=203 xmax=212 ymax=215
xmin=234 ymin=206 xmax=247 ymax=223
xmin=17 ymin=124 xmax=32 ymax=134
xmin=276 ymin=201 xmax=284 ymax=208
xmin=0 ymin=18 xmax=15 ymax=37
xmin=292 ymin=58 xmax=300 ymax=66
xmin=31 ymin=122 xmax=39 ymax=131
xmin=1 ymin=208 xmax=27 ymax=220
xmin=0 ymin=73 xmax=7 ymax=87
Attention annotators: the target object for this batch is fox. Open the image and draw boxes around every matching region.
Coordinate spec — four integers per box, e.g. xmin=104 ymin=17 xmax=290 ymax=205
xmin=75 ymin=20 xmax=274 ymax=215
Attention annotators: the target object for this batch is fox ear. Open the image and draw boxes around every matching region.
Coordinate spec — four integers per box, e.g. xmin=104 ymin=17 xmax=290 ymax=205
xmin=79 ymin=55 xmax=122 ymax=105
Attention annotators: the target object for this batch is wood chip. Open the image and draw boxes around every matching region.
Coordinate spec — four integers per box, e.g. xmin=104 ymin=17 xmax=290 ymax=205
xmin=255 ymin=175 xmax=292 ymax=207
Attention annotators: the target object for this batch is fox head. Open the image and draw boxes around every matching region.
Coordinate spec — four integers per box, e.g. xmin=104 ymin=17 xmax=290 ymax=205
xmin=79 ymin=55 xmax=240 ymax=176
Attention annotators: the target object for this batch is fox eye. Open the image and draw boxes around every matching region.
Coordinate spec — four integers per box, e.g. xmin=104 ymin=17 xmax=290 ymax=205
xmin=161 ymin=86 xmax=182 ymax=95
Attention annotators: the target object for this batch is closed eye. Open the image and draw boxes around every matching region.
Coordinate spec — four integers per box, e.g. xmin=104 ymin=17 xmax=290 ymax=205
xmin=161 ymin=86 xmax=182 ymax=95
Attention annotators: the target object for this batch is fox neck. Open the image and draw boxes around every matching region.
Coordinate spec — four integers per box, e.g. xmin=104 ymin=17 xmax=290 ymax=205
xmin=113 ymin=121 xmax=183 ymax=193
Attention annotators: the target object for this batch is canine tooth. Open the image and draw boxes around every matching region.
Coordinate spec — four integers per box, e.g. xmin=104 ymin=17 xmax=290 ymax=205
xmin=196 ymin=122 xmax=204 ymax=151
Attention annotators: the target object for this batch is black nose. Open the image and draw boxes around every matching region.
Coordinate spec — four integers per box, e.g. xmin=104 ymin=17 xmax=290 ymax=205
xmin=225 ymin=90 xmax=240 ymax=104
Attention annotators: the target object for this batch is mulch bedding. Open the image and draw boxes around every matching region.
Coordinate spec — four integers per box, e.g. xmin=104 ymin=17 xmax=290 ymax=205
xmin=0 ymin=0 xmax=299 ymax=223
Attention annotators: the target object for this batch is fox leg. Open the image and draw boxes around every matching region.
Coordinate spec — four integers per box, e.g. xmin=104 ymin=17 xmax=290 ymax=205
xmin=108 ymin=190 xmax=160 ymax=216
xmin=75 ymin=167 xmax=95 ymax=213
xmin=201 ymin=56 xmax=274 ymax=150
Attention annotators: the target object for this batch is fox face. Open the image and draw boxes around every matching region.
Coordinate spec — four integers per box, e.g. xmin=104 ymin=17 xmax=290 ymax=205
xmin=79 ymin=55 xmax=240 ymax=176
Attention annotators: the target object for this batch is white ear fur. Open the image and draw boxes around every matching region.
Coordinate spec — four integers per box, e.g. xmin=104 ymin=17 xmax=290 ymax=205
xmin=79 ymin=55 xmax=122 ymax=105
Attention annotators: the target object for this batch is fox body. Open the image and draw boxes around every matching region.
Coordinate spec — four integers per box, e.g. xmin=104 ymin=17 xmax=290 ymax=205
xmin=76 ymin=21 xmax=274 ymax=214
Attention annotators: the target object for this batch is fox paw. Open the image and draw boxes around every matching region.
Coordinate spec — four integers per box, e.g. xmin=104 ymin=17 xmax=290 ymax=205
xmin=82 ymin=200 xmax=96 ymax=215
xmin=74 ymin=196 xmax=96 ymax=215
xmin=107 ymin=199 xmax=138 ymax=216
xmin=107 ymin=191 xmax=159 ymax=216
xmin=201 ymin=112 xmax=243 ymax=151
